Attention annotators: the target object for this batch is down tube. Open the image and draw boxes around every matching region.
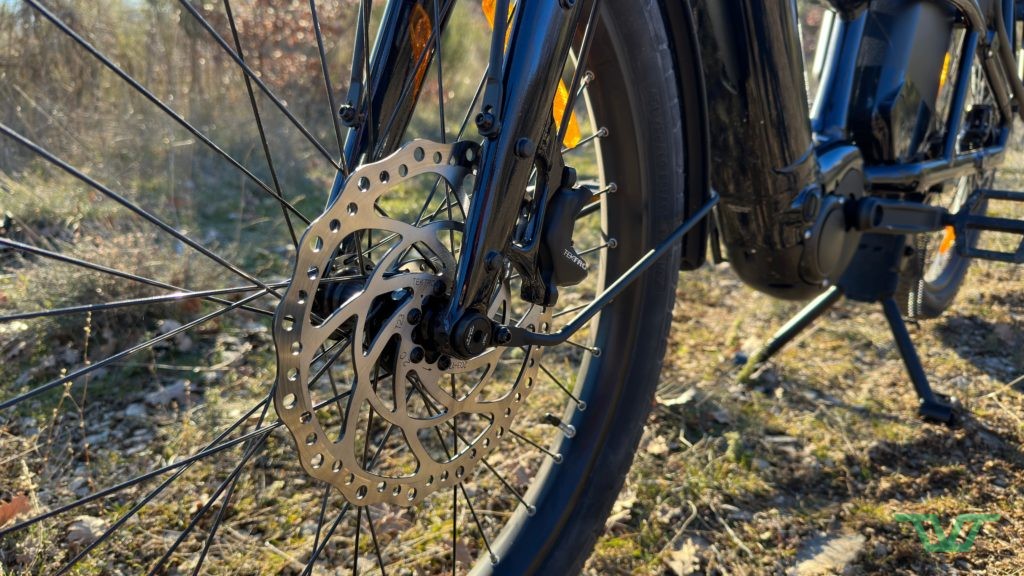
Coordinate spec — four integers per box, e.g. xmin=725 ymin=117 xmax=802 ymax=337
xmin=691 ymin=0 xmax=831 ymax=301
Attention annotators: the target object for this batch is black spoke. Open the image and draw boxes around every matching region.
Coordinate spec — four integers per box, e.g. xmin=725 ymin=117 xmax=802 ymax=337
xmin=365 ymin=508 xmax=388 ymax=575
xmin=508 ymin=428 xmax=563 ymax=462
xmin=0 ymin=393 xmax=273 ymax=538
xmin=562 ymin=126 xmax=607 ymax=154
xmin=352 ymin=506 xmax=364 ymax=576
xmin=223 ymin=0 xmax=301 ymax=249
xmin=0 ymin=290 xmax=268 ymax=411
xmin=175 ymin=0 xmax=342 ymax=172
xmin=0 ymin=282 xmax=281 ymax=323
xmin=0 ymin=124 xmax=283 ymax=297
xmin=147 ymin=428 xmax=272 ymax=575
xmin=21 ymin=0 xmax=311 ymax=227
xmin=459 ymin=484 xmax=499 ymax=565
xmin=0 ymin=388 xmax=353 ymax=539
xmin=55 ymin=398 xmax=275 ymax=575
xmin=578 ymin=238 xmax=616 ymax=257
xmin=301 ymin=502 xmax=352 ymax=576
xmin=556 ymin=0 xmax=602 ymax=146
xmin=309 ymin=0 xmax=350 ymax=173
xmin=189 ymin=399 xmax=276 ymax=576
xmin=0 ymin=238 xmax=276 ymax=318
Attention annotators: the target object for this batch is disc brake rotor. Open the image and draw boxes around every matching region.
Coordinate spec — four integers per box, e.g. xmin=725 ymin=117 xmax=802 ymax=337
xmin=274 ymin=139 xmax=550 ymax=507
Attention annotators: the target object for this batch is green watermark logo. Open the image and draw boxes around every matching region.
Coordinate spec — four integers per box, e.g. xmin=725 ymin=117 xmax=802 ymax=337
xmin=894 ymin=513 xmax=1001 ymax=553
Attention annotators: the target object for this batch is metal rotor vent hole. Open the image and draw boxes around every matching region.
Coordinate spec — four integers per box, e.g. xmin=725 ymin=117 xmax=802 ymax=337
xmin=414 ymin=147 xmax=425 ymax=161
xmin=282 ymin=393 xmax=297 ymax=409
xmin=358 ymin=177 xmax=371 ymax=191
xmin=286 ymin=368 xmax=299 ymax=382
xmin=347 ymin=203 xmax=358 ymax=216
xmin=310 ymin=453 xmax=324 ymax=468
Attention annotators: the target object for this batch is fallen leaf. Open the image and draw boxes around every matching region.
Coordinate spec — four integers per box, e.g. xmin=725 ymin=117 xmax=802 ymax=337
xmin=0 ymin=495 xmax=30 ymax=527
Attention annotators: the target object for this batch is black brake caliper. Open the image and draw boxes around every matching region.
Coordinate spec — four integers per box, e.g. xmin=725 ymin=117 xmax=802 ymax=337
xmin=537 ymin=184 xmax=592 ymax=303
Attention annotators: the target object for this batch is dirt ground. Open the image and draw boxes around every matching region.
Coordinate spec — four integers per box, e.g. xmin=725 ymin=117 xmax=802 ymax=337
xmin=584 ymin=165 xmax=1024 ymax=575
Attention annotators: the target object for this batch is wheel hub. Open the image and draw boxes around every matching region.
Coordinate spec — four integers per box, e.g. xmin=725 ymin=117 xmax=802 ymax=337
xmin=273 ymin=139 xmax=551 ymax=507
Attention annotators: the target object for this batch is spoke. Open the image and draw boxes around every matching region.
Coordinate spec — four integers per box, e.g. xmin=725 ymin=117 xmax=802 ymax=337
xmin=189 ymin=399 xmax=275 ymax=576
xmin=301 ymin=502 xmax=351 ymax=576
xmin=223 ymin=0 xmax=301 ymax=249
xmin=0 ymin=238 xmax=276 ymax=318
xmin=561 ymin=127 xmax=607 ymax=154
xmin=0 ymin=290 xmax=268 ymax=411
xmin=0 ymin=282 xmax=281 ymax=323
xmin=578 ymin=238 xmax=616 ymax=257
xmin=0 ymin=124 xmax=283 ymax=298
xmin=307 ymin=484 xmax=334 ymax=573
xmin=508 ymin=428 xmax=563 ymax=463
xmin=0 ymin=393 xmax=273 ymax=538
xmin=376 ymin=0 xmax=456 ymax=149
xmin=147 ymin=429 xmax=272 ymax=575
xmin=433 ymin=0 xmax=448 ymax=144
xmin=0 ymin=388 xmax=354 ymax=540
xmin=56 ymin=398 xmax=275 ymax=575
xmin=359 ymin=0 xmax=375 ymax=156
xmin=309 ymin=0 xmax=350 ymax=174
xmin=410 ymin=378 xmax=535 ymax=514
xmin=538 ymin=362 xmax=588 ymax=405
xmin=552 ymin=302 xmax=587 ymax=319
xmin=556 ymin=0 xmax=602 ymax=146
xmin=175 ymin=0 xmax=342 ymax=171
xmin=352 ymin=506 xmax=364 ymax=576
xmin=459 ymin=484 xmax=498 ymax=565
xmin=364 ymin=508 xmax=388 ymax=575
xmin=564 ymin=338 xmax=601 ymax=356
xmin=21 ymin=0 xmax=311 ymax=227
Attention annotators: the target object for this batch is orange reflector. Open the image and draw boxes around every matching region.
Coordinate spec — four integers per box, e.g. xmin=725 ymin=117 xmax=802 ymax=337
xmin=481 ymin=0 xmax=582 ymax=148
xmin=938 ymin=225 xmax=956 ymax=255
xmin=408 ymin=4 xmax=432 ymax=94
xmin=937 ymin=51 xmax=952 ymax=100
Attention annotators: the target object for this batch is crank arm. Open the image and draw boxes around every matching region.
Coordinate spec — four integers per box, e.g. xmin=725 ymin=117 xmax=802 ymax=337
xmin=501 ymin=192 xmax=720 ymax=348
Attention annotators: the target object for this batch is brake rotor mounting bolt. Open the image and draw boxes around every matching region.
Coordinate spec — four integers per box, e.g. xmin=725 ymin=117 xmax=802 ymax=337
xmin=437 ymin=356 xmax=452 ymax=370
xmin=410 ymin=347 xmax=425 ymax=364
xmin=407 ymin=308 xmax=422 ymax=325
xmin=514 ymin=137 xmax=536 ymax=158
xmin=495 ymin=326 xmax=512 ymax=345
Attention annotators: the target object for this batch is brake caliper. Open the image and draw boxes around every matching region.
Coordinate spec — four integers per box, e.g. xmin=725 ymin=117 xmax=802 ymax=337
xmin=537 ymin=184 xmax=592 ymax=301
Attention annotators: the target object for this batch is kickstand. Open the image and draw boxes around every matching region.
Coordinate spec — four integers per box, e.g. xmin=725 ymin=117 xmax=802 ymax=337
xmin=739 ymin=235 xmax=960 ymax=425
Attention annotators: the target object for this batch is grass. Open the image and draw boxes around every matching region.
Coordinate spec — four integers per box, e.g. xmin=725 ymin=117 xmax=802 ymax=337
xmin=582 ymin=153 xmax=1024 ymax=575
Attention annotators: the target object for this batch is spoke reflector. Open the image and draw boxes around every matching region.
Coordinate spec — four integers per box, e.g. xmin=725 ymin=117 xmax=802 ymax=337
xmin=939 ymin=225 xmax=956 ymax=254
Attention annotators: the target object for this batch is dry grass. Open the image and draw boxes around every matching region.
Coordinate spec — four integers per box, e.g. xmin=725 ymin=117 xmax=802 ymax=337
xmin=584 ymin=154 xmax=1024 ymax=575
